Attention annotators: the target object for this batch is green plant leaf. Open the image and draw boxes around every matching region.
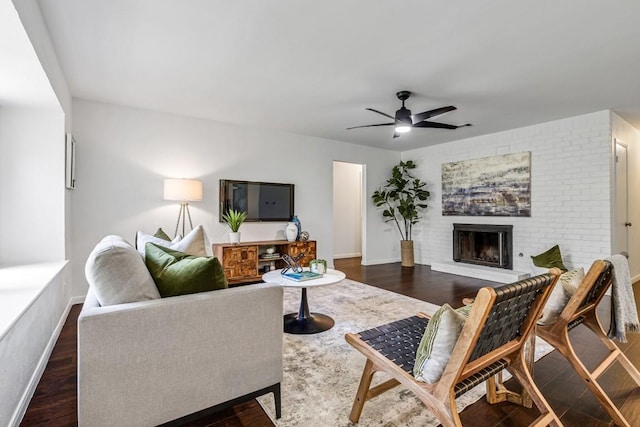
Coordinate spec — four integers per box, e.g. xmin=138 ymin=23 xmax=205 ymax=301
xmin=371 ymin=160 xmax=430 ymax=240
xmin=222 ymin=209 xmax=247 ymax=232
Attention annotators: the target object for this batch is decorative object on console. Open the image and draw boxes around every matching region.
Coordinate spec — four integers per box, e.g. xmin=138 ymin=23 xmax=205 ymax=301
xmin=300 ymin=231 xmax=309 ymax=241
xmin=285 ymin=222 xmax=298 ymax=242
xmin=372 ymin=160 xmax=430 ymax=268
xmin=442 ymin=152 xmax=531 ymax=217
xmin=309 ymin=259 xmax=327 ymax=274
xmin=164 ymin=178 xmax=203 ymax=238
xmin=290 ymin=215 xmax=301 ymax=240
xmin=222 ymin=208 xmax=248 ymax=244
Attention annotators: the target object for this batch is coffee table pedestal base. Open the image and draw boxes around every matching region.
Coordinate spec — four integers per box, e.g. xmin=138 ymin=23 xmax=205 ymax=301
xmin=284 ymin=313 xmax=335 ymax=334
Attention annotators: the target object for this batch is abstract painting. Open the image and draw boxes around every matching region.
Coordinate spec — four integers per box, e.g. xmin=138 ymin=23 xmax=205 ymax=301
xmin=442 ymin=152 xmax=531 ymax=216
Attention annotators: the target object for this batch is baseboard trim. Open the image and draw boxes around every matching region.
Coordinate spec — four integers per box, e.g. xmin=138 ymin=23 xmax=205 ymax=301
xmin=361 ymin=257 xmax=401 ymax=266
xmin=333 ymin=253 xmax=362 ymax=260
xmin=11 ymin=296 xmax=77 ymax=427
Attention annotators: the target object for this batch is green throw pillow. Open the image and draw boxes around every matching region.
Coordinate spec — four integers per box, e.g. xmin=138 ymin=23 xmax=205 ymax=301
xmin=154 ymin=228 xmax=172 ymax=241
xmin=413 ymin=304 xmax=470 ymax=383
xmin=531 ymin=245 xmax=568 ymax=272
xmin=145 ymin=243 xmax=228 ymax=297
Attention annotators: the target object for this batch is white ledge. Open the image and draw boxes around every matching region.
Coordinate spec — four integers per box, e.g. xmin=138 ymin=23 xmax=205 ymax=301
xmin=0 ymin=261 xmax=68 ymax=341
xmin=431 ymin=260 xmax=529 ymax=283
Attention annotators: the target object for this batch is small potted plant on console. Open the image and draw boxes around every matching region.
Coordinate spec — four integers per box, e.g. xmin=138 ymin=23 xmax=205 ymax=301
xmin=222 ymin=208 xmax=247 ymax=244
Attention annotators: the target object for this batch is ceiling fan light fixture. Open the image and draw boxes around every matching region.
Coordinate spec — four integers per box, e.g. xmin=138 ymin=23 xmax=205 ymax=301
xmin=395 ymin=124 xmax=411 ymax=133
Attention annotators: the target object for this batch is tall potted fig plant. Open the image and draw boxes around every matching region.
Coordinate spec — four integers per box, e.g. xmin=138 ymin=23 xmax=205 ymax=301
xmin=372 ymin=160 xmax=430 ymax=267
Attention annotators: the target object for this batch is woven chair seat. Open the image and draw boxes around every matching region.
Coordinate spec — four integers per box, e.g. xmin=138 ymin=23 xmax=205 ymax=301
xmin=358 ymin=315 xmax=510 ymax=398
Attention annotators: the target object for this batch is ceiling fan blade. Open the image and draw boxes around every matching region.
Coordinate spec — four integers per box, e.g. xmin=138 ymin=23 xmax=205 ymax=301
xmin=366 ymin=108 xmax=396 ymax=120
xmin=413 ymin=121 xmax=466 ymax=130
xmin=411 ymin=106 xmax=457 ymax=123
xmin=346 ymin=122 xmax=395 ymax=130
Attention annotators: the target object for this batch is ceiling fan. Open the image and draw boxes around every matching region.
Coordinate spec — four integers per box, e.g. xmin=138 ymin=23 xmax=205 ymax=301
xmin=347 ymin=91 xmax=471 ymax=138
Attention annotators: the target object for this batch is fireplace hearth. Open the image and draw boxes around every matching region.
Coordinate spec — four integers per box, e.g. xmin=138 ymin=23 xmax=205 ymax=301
xmin=453 ymin=224 xmax=513 ymax=269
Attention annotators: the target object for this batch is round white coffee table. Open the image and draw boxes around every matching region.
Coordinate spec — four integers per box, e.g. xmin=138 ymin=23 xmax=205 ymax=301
xmin=262 ymin=268 xmax=346 ymax=334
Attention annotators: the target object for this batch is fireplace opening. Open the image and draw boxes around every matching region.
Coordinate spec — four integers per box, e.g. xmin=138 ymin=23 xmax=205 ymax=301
xmin=453 ymin=224 xmax=513 ymax=269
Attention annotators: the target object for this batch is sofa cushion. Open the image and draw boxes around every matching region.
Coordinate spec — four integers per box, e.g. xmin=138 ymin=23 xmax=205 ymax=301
xmin=413 ymin=304 xmax=469 ymax=383
xmin=136 ymin=225 xmax=207 ymax=259
xmin=538 ymin=267 xmax=585 ymax=325
xmin=145 ymin=243 xmax=228 ymax=297
xmin=85 ymin=235 xmax=161 ymax=306
xmin=531 ymin=245 xmax=568 ymax=272
xmin=153 ymin=227 xmax=173 ymax=241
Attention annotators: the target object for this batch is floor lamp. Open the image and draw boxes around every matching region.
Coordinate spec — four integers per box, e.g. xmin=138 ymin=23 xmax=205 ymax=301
xmin=164 ymin=178 xmax=203 ymax=238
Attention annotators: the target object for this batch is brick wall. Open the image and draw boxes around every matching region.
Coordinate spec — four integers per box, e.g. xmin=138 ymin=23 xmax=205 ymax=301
xmin=403 ymin=110 xmax=613 ymax=272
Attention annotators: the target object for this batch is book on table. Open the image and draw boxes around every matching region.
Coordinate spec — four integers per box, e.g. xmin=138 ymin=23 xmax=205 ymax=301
xmin=282 ymin=271 xmax=322 ymax=282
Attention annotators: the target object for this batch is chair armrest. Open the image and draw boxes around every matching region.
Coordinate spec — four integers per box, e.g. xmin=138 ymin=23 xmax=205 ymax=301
xmin=78 ymin=282 xmax=283 ymax=426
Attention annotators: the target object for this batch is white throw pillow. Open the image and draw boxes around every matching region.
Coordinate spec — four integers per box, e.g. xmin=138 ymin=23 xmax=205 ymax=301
xmin=85 ymin=235 xmax=161 ymax=306
xmin=136 ymin=225 xmax=207 ymax=259
xmin=537 ymin=267 xmax=585 ymax=325
xmin=413 ymin=304 xmax=468 ymax=383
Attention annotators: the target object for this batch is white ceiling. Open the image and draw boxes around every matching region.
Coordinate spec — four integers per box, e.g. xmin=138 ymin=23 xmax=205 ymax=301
xmin=36 ymin=0 xmax=640 ymax=151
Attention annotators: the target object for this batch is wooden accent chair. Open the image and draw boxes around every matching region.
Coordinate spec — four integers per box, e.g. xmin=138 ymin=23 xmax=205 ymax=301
xmin=536 ymin=260 xmax=640 ymax=427
xmin=345 ymin=272 xmax=562 ymax=427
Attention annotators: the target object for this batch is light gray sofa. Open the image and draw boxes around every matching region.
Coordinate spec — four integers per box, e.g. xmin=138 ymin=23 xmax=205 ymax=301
xmin=78 ymin=281 xmax=283 ymax=426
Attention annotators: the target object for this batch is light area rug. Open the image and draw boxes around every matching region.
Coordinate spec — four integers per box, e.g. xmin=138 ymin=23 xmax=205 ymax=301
xmin=257 ymin=279 xmax=553 ymax=426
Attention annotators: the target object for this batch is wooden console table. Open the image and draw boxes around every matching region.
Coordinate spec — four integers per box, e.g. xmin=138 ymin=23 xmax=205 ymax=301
xmin=212 ymin=240 xmax=317 ymax=286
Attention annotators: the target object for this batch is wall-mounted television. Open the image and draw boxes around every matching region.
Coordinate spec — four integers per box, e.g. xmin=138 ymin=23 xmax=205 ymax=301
xmin=219 ymin=179 xmax=295 ymax=222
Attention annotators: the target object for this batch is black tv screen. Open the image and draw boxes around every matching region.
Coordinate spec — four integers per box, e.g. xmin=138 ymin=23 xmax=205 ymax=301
xmin=219 ymin=179 xmax=294 ymax=222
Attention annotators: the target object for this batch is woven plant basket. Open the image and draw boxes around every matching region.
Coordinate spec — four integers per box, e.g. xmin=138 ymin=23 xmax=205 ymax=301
xmin=401 ymin=240 xmax=414 ymax=267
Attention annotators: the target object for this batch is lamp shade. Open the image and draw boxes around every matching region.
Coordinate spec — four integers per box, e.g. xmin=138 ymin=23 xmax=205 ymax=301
xmin=164 ymin=179 xmax=203 ymax=202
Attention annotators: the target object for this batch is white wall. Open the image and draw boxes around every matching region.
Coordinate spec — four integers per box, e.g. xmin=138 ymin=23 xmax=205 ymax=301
xmin=403 ymin=111 xmax=614 ymax=273
xmin=611 ymin=112 xmax=640 ymax=278
xmin=333 ymin=161 xmax=362 ymax=259
xmin=0 ymin=107 xmax=66 ymax=265
xmin=69 ymin=99 xmax=400 ymax=296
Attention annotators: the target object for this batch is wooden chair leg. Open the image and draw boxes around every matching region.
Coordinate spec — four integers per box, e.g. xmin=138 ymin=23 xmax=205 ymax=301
xmin=486 ymin=333 xmax=534 ymax=408
xmin=551 ymin=328 xmax=630 ymax=427
xmin=583 ymin=315 xmax=640 ymax=387
xmin=507 ymin=351 xmax=562 ymax=427
xmin=414 ymin=393 xmax=462 ymax=427
xmin=349 ymin=358 xmax=376 ymax=423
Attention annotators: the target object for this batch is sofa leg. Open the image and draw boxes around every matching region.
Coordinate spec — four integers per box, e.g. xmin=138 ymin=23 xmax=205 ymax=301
xmin=273 ymin=383 xmax=282 ymax=419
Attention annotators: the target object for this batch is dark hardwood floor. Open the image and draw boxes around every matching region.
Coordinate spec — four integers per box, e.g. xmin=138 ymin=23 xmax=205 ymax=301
xmin=21 ymin=259 xmax=640 ymax=426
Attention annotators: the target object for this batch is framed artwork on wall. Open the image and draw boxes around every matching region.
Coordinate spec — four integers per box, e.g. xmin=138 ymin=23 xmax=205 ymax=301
xmin=65 ymin=133 xmax=76 ymax=190
xmin=441 ymin=151 xmax=531 ymax=216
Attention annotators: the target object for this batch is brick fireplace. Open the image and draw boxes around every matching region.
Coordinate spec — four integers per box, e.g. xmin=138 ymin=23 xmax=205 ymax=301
xmin=453 ymin=223 xmax=513 ymax=270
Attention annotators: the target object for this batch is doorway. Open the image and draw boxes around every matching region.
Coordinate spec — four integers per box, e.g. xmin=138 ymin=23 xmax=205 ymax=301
xmin=613 ymin=139 xmax=630 ymax=257
xmin=333 ymin=161 xmax=364 ymax=261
